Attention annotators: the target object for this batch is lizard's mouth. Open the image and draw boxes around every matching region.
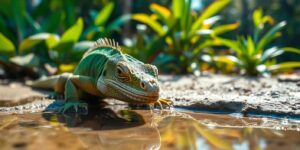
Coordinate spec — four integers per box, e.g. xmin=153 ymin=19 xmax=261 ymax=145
xmin=105 ymin=79 xmax=159 ymax=103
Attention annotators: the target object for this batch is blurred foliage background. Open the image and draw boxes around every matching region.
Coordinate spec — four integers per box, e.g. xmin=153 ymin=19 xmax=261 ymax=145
xmin=0 ymin=0 xmax=299 ymax=79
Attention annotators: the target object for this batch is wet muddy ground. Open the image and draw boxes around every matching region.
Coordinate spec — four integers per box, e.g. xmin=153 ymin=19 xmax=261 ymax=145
xmin=1 ymin=74 xmax=299 ymax=117
xmin=1 ymin=105 xmax=300 ymax=150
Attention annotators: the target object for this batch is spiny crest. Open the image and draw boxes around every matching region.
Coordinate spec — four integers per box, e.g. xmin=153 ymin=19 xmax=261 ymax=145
xmin=93 ymin=38 xmax=122 ymax=52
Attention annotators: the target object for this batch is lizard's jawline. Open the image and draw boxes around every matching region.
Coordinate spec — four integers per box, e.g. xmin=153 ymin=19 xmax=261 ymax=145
xmin=105 ymin=79 xmax=158 ymax=103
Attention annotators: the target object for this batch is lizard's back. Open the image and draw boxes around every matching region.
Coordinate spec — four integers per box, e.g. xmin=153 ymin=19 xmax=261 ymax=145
xmin=74 ymin=46 xmax=122 ymax=79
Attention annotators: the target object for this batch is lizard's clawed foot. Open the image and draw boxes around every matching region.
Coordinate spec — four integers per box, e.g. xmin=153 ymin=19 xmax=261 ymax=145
xmin=59 ymin=101 xmax=88 ymax=114
xmin=154 ymin=98 xmax=173 ymax=108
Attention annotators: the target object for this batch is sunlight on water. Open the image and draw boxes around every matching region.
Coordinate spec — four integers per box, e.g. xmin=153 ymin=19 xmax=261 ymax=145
xmin=1 ymin=106 xmax=300 ymax=150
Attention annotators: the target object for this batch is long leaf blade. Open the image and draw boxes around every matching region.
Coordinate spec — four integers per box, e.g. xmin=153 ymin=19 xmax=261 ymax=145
xmin=257 ymin=21 xmax=286 ymax=51
xmin=269 ymin=62 xmax=300 ymax=71
xmin=132 ymin=14 xmax=165 ymax=36
xmin=0 ymin=33 xmax=15 ymax=56
xmin=94 ymin=2 xmax=114 ymax=26
xmin=191 ymin=0 xmax=231 ymax=34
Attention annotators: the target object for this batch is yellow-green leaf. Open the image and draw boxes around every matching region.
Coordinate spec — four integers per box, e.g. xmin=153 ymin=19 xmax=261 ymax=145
xmin=247 ymin=36 xmax=255 ymax=56
xmin=0 ymin=33 xmax=15 ymax=56
xmin=172 ymin=0 xmax=184 ymax=19
xmin=212 ymin=23 xmax=240 ymax=35
xmin=151 ymin=3 xmax=171 ymax=18
xmin=132 ymin=14 xmax=165 ymax=36
xmin=213 ymin=55 xmax=241 ymax=65
xmin=282 ymin=47 xmax=300 ymax=55
xmin=58 ymin=63 xmax=76 ymax=73
xmin=269 ymin=62 xmax=300 ymax=71
xmin=19 ymin=33 xmax=59 ymax=52
xmin=194 ymin=123 xmax=232 ymax=150
xmin=10 ymin=53 xmax=39 ymax=67
xmin=253 ymin=8 xmax=263 ymax=27
xmin=60 ymin=17 xmax=83 ymax=43
xmin=191 ymin=0 xmax=231 ymax=33
xmin=150 ymin=3 xmax=171 ymax=25
xmin=94 ymin=2 xmax=114 ymax=26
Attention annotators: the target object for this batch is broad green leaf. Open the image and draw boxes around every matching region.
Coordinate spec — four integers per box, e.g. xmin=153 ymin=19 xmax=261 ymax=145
xmin=19 ymin=33 xmax=60 ymax=52
xmin=46 ymin=35 xmax=60 ymax=49
xmin=212 ymin=23 xmax=240 ymax=35
xmin=60 ymin=17 xmax=83 ymax=43
xmin=54 ymin=17 xmax=83 ymax=52
xmin=191 ymin=0 xmax=231 ymax=34
xmin=269 ymin=62 xmax=300 ymax=71
xmin=282 ymin=47 xmax=300 ymax=55
xmin=94 ymin=2 xmax=114 ymax=26
xmin=257 ymin=21 xmax=286 ymax=51
xmin=10 ymin=53 xmax=39 ymax=67
xmin=132 ymin=14 xmax=165 ymax=36
xmin=0 ymin=33 xmax=15 ymax=56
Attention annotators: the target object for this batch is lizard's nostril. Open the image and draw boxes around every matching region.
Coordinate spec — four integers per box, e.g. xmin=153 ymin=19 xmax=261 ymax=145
xmin=149 ymin=79 xmax=155 ymax=84
xmin=140 ymin=81 xmax=146 ymax=90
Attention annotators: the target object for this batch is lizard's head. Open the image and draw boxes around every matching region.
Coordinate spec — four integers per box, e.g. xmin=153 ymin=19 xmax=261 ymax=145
xmin=97 ymin=54 xmax=159 ymax=104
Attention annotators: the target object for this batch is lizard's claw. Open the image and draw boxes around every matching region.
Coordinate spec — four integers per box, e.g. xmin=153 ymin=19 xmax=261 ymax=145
xmin=59 ymin=101 xmax=88 ymax=114
xmin=154 ymin=98 xmax=173 ymax=108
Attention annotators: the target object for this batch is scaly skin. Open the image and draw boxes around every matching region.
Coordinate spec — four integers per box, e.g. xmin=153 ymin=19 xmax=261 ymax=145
xmin=31 ymin=38 xmax=172 ymax=113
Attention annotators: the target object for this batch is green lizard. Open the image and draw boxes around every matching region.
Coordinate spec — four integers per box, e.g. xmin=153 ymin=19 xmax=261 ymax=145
xmin=31 ymin=38 xmax=172 ymax=113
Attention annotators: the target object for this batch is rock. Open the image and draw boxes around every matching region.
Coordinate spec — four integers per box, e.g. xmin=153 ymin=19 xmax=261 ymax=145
xmin=278 ymin=74 xmax=300 ymax=82
xmin=0 ymin=82 xmax=49 ymax=107
xmin=159 ymin=74 xmax=300 ymax=118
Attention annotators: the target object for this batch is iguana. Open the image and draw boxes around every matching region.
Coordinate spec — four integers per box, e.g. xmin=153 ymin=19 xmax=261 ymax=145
xmin=31 ymin=38 xmax=172 ymax=113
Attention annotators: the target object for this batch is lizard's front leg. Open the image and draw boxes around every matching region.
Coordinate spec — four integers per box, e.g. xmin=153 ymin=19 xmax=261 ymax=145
xmin=60 ymin=76 xmax=87 ymax=114
xmin=60 ymin=75 xmax=100 ymax=114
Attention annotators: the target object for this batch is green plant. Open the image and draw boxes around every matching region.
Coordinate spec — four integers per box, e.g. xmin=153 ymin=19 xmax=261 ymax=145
xmin=207 ymin=8 xmax=300 ymax=76
xmin=0 ymin=0 xmax=129 ymax=77
xmin=0 ymin=18 xmax=92 ymax=77
xmin=131 ymin=0 xmax=238 ymax=73
xmin=83 ymin=1 xmax=130 ymax=40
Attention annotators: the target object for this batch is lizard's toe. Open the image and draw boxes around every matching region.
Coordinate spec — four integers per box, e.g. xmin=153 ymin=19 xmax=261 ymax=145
xmin=59 ymin=101 xmax=88 ymax=114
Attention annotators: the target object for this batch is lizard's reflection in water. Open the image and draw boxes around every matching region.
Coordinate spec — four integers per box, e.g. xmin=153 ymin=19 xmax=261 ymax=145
xmin=39 ymin=100 xmax=162 ymax=149
xmin=42 ymin=101 xmax=146 ymax=130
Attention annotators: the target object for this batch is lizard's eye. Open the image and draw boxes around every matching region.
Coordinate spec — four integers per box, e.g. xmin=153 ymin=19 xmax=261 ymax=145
xmin=116 ymin=66 xmax=131 ymax=82
xmin=117 ymin=68 xmax=122 ymax=75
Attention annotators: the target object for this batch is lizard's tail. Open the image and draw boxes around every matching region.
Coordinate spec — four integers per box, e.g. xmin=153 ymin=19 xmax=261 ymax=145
xmin=26 ymin=75 xmax=60 ymax=90
xmin=27 ymin=73 xmax=72 ymax=90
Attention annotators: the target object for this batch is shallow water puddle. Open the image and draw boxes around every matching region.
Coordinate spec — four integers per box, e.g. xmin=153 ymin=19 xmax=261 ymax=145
xmin=0 ymin=106 xmax=300 ymax=150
